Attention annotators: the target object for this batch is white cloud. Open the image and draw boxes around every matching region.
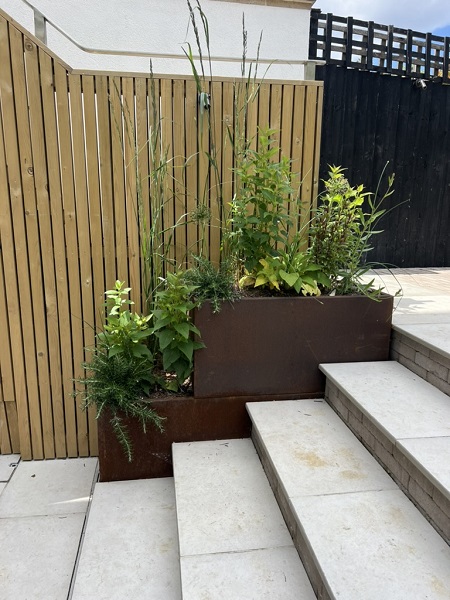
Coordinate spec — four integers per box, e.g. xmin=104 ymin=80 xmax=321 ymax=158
xmin=313 ymin=0 xmax=450 ymax=33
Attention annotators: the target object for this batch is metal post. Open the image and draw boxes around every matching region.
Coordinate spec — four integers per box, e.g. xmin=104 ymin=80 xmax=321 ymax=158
xmin=33 ymin=9 xmax=47 ymax=44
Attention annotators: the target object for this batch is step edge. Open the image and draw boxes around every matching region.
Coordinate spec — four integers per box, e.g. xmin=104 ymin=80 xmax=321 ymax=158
xmin=325 ymin=383 xmax=450 ymax=544
xmin=250 ymin=424 xmax=334 ymax=600
xmin=393 ymin=323 xmax=450 ymax=361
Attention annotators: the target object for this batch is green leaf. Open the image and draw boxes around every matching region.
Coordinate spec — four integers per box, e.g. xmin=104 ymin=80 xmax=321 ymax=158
xmin=108 ymin=346 xmax=122 ymax=358
xmin=173 ymin=322 xmax=190 ymax=339
xmin=279 ymin=270 xmax=298 ymax=287
xmin=189 ymin=324 xmax=202 ymax=337
xmin=157 ymin=329 xmax=174 ymax=350
xmin=152 ymin=316 xmax=171 ymax=331
xmin=162 ymin=347 xmax=180 ymax=371
xmin=165 ymin=380 xmax=179 ymax=392
xmin=178 ymin=340 xmax=194 ymax=361
xmin=254 ymin=275 xmax=268 ymax=287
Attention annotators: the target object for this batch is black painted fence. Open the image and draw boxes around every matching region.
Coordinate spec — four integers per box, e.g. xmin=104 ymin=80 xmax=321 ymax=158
xmin=316 ymin=65 xmax=450 ymax=267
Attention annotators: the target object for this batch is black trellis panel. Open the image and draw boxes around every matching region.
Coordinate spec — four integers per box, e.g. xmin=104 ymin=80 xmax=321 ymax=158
xmin=310 ymin=11 xmax=450 ymax=82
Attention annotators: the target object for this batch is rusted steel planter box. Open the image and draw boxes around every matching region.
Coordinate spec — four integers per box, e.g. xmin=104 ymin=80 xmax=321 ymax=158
xmin=193 ymin=294 xmax=394 ymax=399
xmin=97 ymin=394 xmax=265 ymax=481
xmin=98 ymin=294 xmax=393 ymax=481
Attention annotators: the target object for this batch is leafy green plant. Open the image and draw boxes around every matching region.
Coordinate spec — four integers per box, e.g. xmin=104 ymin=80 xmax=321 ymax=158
xmin=309 ymin=165 xmax=395 ymax=296
xmin=183 ymin=255 xmax=240 ymax=313
xmin=76 ymin=282 xmax=163 ymax=462
xmin=240 ymin=245 xmax=329 ymax=296
xmin=98 ymin=281 xmax=153 ymax=360
xmin=226 ymin=128 xmax=297 ymax=274
xmin=152 ymin=272 xmax=205 ymax=388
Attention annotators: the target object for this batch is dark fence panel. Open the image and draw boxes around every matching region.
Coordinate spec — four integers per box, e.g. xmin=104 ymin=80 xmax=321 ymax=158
xmin=317 ymin=65 xmax=450 ymax=267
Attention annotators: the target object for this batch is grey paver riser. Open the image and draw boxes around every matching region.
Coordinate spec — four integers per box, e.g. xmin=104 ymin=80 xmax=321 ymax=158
xmin=326 ymin=380 xmax=450 ymax=544
xmin=391 ymin=329 xmax=450 ymax=397
xmin=251 ymin=426 xmax=333 ymax=600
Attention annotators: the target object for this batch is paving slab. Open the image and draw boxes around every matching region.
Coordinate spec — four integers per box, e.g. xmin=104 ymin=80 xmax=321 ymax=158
xmin=292 ymin=489 xmax=450 ymax=600
xmin=72 ymin=478 xmax=181 ymax=600
xmin=0 ymin=482 xmax=6 ymax=495
xmin=248 ymin=400 xmax=397 ymax=498
xmin=393 ymin=322 xmax=450 ymax=358
xmin=398 ymin=436 xmax=450 ymax=500
xmin=0 ymin=457 xmax=98 ymax=518
xmin=363 ymin=268 xmax=450 ymax=298
xmin=173 ymin=438 xmax=292 ymax=557
xmin=320 ymin=361 xmax=450 ymax=440
xmin=0 ymin=454 xmax=20 ymax=481
xmin=393 ymin=297 xmax=450 ymax=325
xmin=361 ymin=269 xmax=450 ymax=324
xmin=180 ymin=546 xmax=316 ymax=600
xmin=0 ymin=513 xmax=85 ymax=600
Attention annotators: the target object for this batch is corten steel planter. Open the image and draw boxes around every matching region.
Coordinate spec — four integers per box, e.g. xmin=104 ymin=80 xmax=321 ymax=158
xmin=97 ymin=394 xmax=269 ymax=481
xmin=193 ymin=294 xmax=394 ymax=399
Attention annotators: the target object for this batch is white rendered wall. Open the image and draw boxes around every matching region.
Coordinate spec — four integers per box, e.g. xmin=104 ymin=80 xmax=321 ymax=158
xmin=1 ymin=0 xmax=314 ymax=80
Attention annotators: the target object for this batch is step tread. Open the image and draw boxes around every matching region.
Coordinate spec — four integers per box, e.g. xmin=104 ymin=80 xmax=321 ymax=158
xmin=248 ymin=399 xmax=397 ymax=498
xmin=320 ymin=361 xmax=450 ymax=499
xmin=248 ymin=400 xmax=450 ymax=600
xmin=172 ymin=438 xmax=316 ymax=600
xmin=71 ymin=478 xmax=181 ymax=600
xmin=393 ymin=322 xmax=450 ymax=360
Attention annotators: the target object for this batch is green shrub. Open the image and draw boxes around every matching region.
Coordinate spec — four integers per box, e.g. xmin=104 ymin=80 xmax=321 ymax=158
xmin=76 ymin=281 xmax=163 ymax=462
xmin=152 ymin=272 xmax=204 ymax=388
xmin=184 ymin=255 xmax=240 ymax=313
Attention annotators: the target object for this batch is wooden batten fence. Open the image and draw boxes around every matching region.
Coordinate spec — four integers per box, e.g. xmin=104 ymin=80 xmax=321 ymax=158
xmin=0 ymin=9 xmax=323 ymax=459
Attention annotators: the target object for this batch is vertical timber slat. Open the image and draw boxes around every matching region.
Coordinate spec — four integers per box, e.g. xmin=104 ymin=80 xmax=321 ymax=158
xmin=9 ymin=24 xmax=43 ymax=459
xmin=109 ymin=76 xmax=128 ymax=285
xmin=54 ymin=61 xmax=82 ymax=457
xmin=39 ymin=49 xmax=71 ymax=458
xmin=69 ymin=73 xmax=93 ymax=456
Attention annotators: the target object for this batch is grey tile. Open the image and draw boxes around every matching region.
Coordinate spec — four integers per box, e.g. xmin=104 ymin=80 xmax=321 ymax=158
xmin=72 ymin=478 xmax=181 ymax=600
xmin=0 ymin=454 xmax=20 ymax=481
xmin=0 ymin=457 xmax=98 ymax=517
xmin=181 ymin=546 xmax=316 ymax=600
xmin=292 ymin=489 xmax=450 ymax=600
xmin=0 ymin=513 xmax=85 ymax=600
xmin=248 ymin=400 xmax=396 ymax=499
xmin=173 ymin=439 xmax=292 ymax=557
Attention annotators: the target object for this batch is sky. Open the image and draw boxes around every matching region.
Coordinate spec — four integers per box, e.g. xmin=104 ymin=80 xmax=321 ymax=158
xmin=313 ymin=0 xmax=450 ymax=37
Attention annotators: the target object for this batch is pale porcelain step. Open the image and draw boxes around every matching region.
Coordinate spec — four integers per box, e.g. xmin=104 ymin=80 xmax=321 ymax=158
xmin=71 ymin=478 xmax=181 ymax=600
xmin=172 ymin=438 xmax=316 ymax=600
xmin=248 ymin=400 xmax=450 ymax=600
xmin=321 ymin=360 xmax=450 ymax=542
xmin=390 ymin=322 xmax=450 ymax=397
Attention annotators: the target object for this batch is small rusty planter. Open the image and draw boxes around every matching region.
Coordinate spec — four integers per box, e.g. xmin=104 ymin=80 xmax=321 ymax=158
xmin=193 ymin=294 xmax=394 ymax=399
xmin=97 ymin=394 xmax=267 ymax=481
